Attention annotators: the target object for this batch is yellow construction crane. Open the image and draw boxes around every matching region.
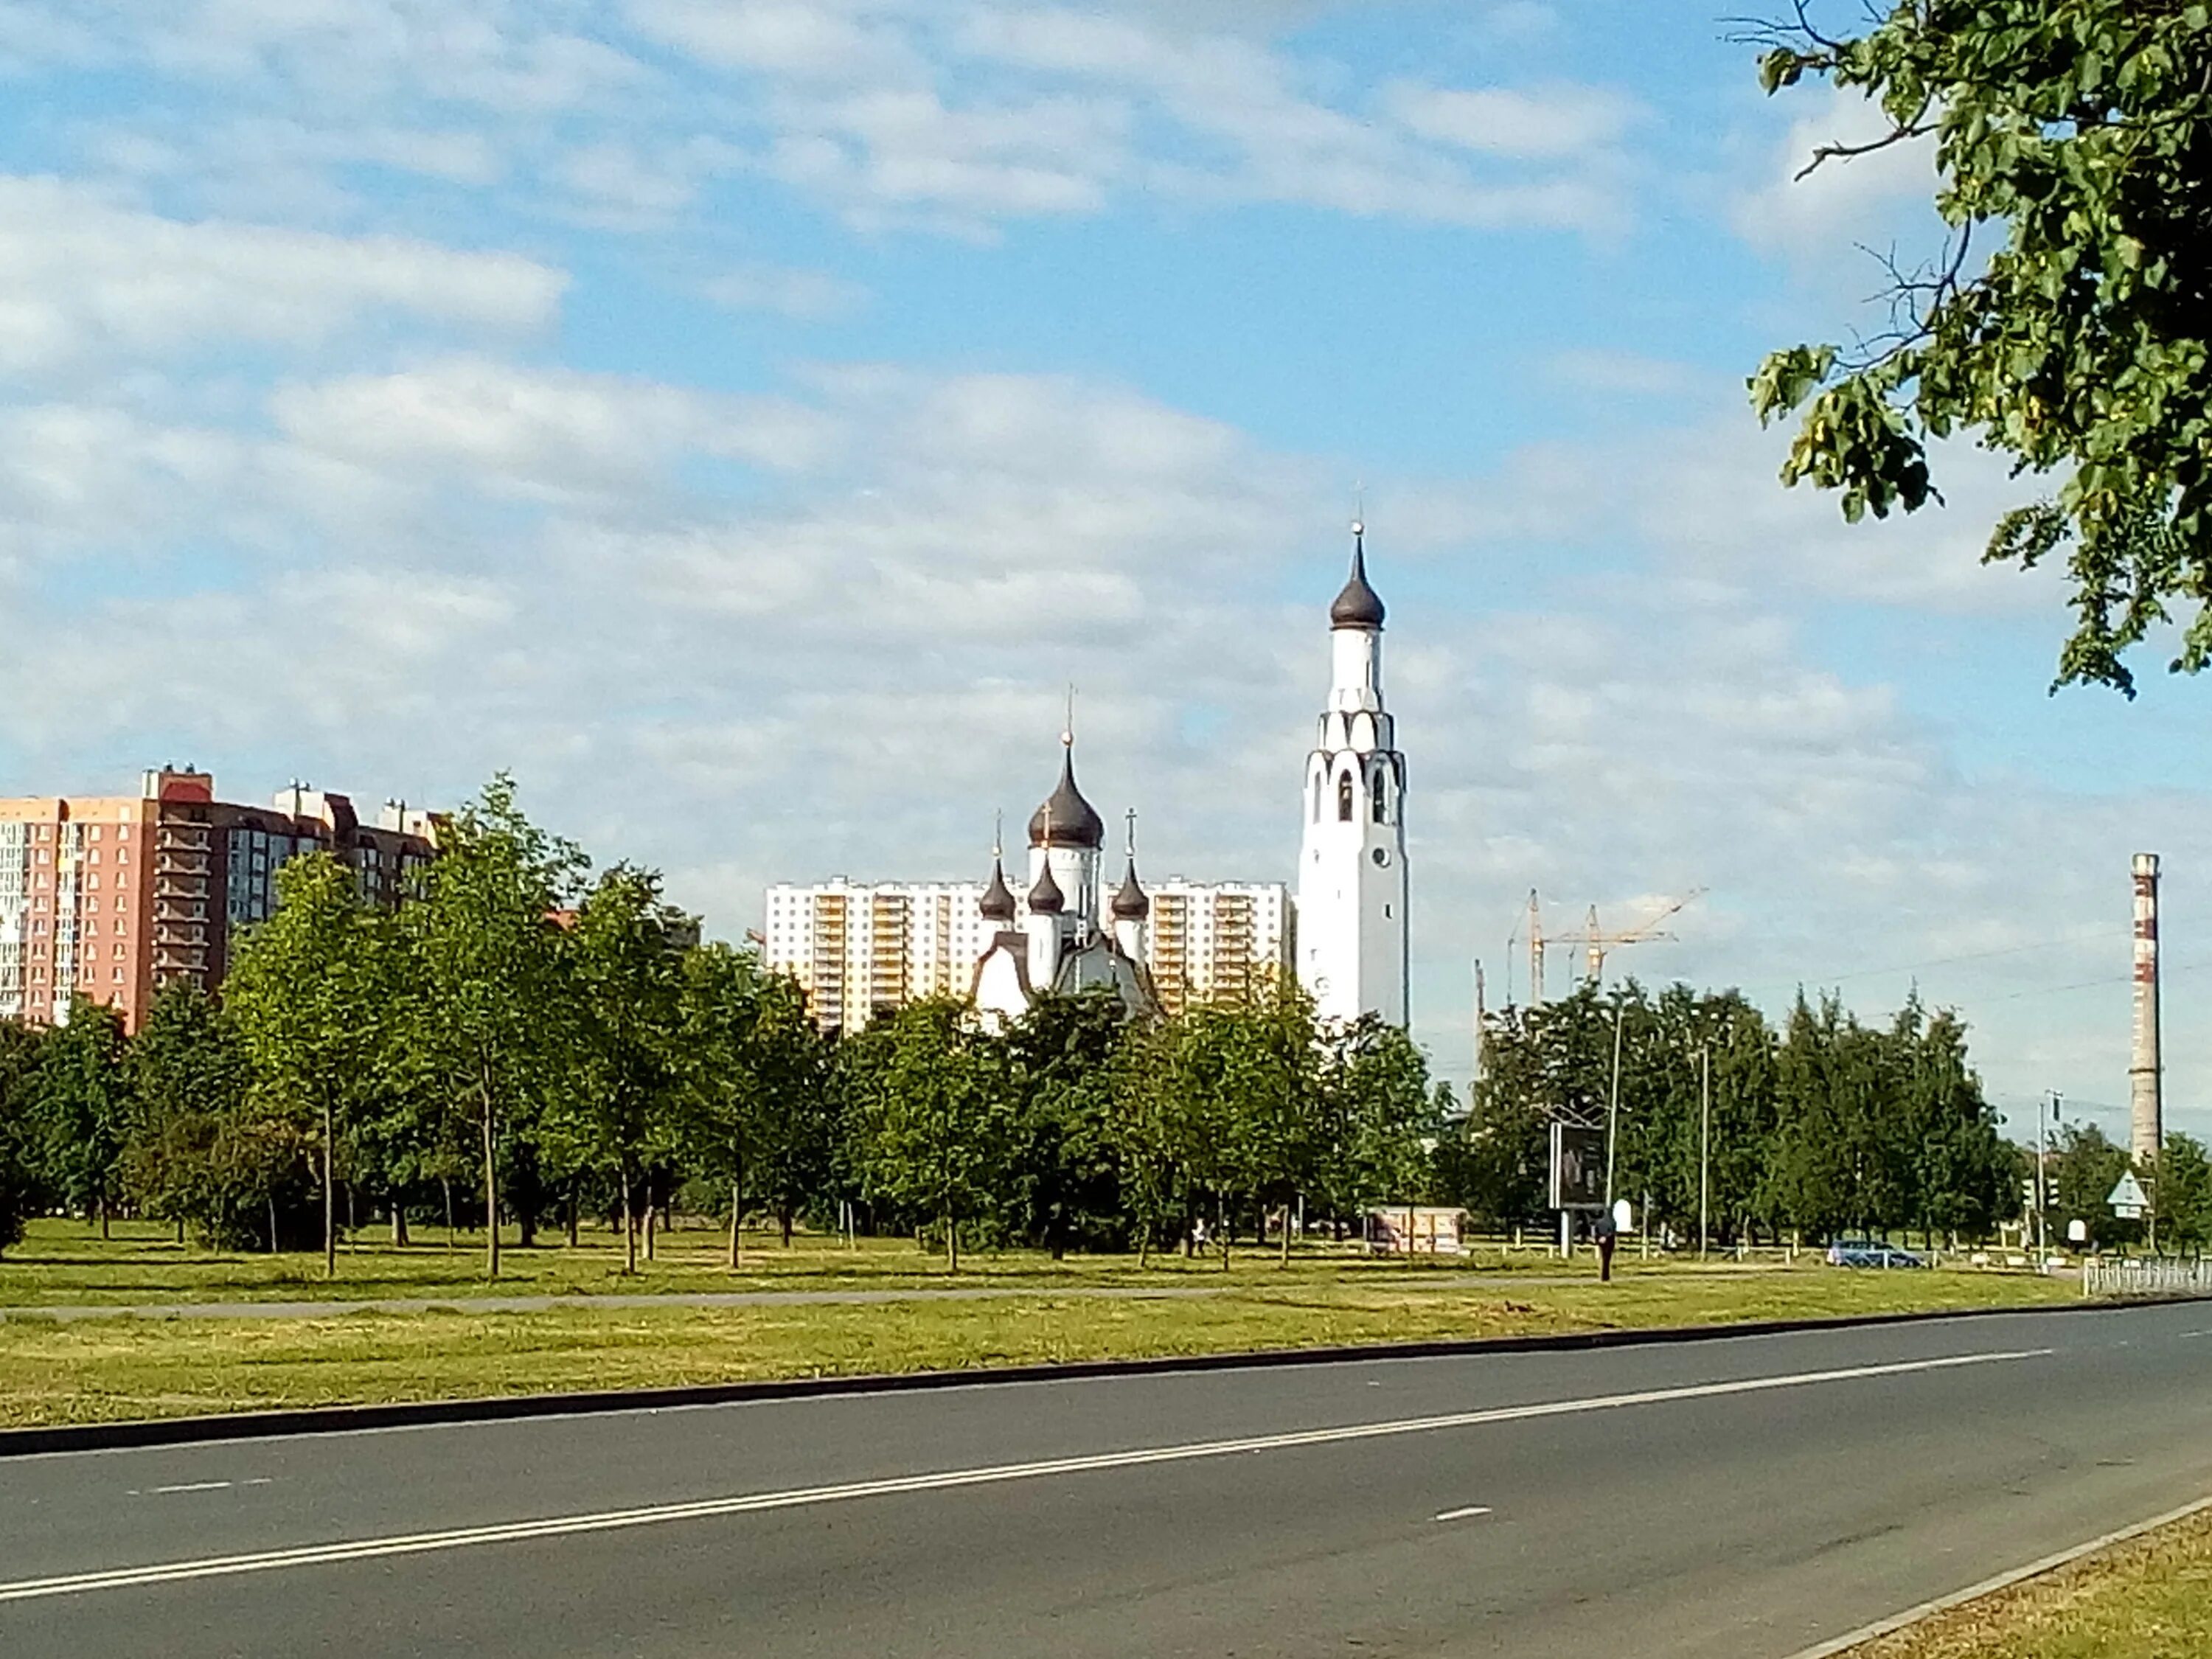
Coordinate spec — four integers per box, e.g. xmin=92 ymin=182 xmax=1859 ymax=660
xmin=1509 ymin=888 xmax=1705 ymax=1004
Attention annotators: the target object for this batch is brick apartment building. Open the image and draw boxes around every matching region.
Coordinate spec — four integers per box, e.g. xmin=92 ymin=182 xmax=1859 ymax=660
xmin=0 ymin=767 xmax=437 ymax=1032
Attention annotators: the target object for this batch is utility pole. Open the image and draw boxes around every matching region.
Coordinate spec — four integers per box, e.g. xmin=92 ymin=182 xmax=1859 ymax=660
xmin=1472 ymin=959 xmax=1487 ymax=1083
xmin=1604 ymin=990 xmax=1627 ymax=1209
xmin=1700 ymin=1046 xmax=1712 ymax=1262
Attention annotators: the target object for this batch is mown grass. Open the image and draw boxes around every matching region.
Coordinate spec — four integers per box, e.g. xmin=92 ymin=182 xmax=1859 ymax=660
xmin=1840 ymin=1503 xmax=2212 ymax=1658
xmin=0 ymin=1215 xmax=1981 ymax=1306
xmin=0 ymin=1258 xmax=2073 ymax=1429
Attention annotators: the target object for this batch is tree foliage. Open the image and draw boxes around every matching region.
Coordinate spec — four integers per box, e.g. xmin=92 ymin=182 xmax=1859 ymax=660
xmin=1748 ymin=2 xmax=2212 ymax=692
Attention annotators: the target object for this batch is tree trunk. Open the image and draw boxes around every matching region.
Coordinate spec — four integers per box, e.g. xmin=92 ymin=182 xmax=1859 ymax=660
xmin=392 ymin=1201 xmax=408 ymax=1248
xmin=620 ymin=1166 xmax=637 ymax=1275
xmin=728 ymin=1175 xmax=742 ymax=1271
xmin=780 ymin=1207 xmax=793 ymax=1248
xmin=566 ymin=1184 xmax=580 ymax=1249
xmin=480 ymin=1074 xmax=501 ymax=1280
xmin=268 ymin=1192 xmax=279 ymax=1255
xmin=442 ymin=1177 xmax=455 ymax=1252
xmin=1138 ymin=1218 xmax=1151 ymax=1269
xmin=323 ymin=1098 xmax=337 ymax=1280
xmin=1281 ymin=1203 xmax=1292 ymax=1266
xmin=175 ymin=1217 xmax=185 ymax=1246
xmin=945 ymin=1209 xmax=959 ymax=1273
xmin=99 ymin=1196 xmax=110 ymax=1241
xmin=644 ymin=1188 xmax=658 ymax=1262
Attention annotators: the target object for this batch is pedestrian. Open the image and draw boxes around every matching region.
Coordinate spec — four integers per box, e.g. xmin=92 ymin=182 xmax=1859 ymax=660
xmin=1192 ymin=1217 xmax=1208 ymax=1254
xmin=1595 ymin=1213 xmax=1618 ymax=1283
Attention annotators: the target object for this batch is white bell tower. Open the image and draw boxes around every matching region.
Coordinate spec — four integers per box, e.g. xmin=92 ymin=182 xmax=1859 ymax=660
xmin=1295 ymin=523 xmax=1408 ymax=1026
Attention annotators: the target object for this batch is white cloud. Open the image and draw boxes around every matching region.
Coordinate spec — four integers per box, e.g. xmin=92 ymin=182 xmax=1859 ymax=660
xmin=703 ymin=262 xmax=869 ymax=319
xmin=0 ymin=176 xmax=563 ymax=373
xmin=1735 ymin=86 xmax=1940 ymax=263
xmin=1386 ymin=82 xmax=1640 ymax=160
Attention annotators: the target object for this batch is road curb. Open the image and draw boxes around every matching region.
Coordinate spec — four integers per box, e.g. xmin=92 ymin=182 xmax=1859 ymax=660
xmin=0 ymin=1291 xmax=2185 ymax=1459
xmin=1777 ymin=1491 xmax=2212 ymax=1659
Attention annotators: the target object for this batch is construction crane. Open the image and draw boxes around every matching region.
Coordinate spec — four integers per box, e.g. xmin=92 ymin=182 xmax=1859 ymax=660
xmin=1509 ymin=888 xmax=1705 ymax=1004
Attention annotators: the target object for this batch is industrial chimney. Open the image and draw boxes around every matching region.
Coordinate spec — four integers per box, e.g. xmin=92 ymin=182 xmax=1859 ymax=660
xmin=2131 ymin=852 xmax=2163 ymax=1166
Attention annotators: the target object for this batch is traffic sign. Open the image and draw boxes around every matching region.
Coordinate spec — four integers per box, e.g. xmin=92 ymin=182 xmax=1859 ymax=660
xmin=2108 ymin=1172 xmax=2149 ymax=1220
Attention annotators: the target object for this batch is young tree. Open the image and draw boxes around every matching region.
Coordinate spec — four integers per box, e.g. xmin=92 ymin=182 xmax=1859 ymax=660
xmin=1748 ymin=4 xmax=2212 ymax=692
xmin=32 ymin=998 xmax=133 ymax=1236
xmin=120 ymin=980 xmax=253 ymax=1245
xmin=0 ymin=1020 xmax=46 ymax=1256
xmin=1004 ymin=991 xmax=1130 ymax=1257
xmin=400 ymin=776 xmax=586 ymax=1279
xmin=557 ymin=866 xmax=686 ymax=1274
xmin=1316 ymin=1014 xmax=1437 ymax=1229
xmin=225 ymin=852 xmax=393 ymax=1277
xmin=852 ymin=998 xmax=1012 ymax=1272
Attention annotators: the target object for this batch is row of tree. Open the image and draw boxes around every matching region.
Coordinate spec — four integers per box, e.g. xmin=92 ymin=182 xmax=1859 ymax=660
xmin=5 ymin=779 xmax=2188 ymax=1270
xmin=0 ymin=780 xmax=1439 ymax=1273
xmin=1457 ymin=981 xmax=2212 ymax=1251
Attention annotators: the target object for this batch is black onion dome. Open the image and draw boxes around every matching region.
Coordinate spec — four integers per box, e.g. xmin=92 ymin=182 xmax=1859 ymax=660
xmin=1027 ymin=858 xmax=1065 ymax=914
xmin=1027 ymin=750 xmax=1105 ymax=849
xmin=1329 ymin=529 xmax=1385 ymax=630
xmin=1111 ymin=860 xmax=1150 ymax=920
xmin=979 ymin=858 xmax=1016 ymax=922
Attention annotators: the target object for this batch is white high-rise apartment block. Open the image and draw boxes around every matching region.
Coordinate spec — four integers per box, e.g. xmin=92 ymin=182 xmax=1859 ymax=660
xmin=762 ymin=880 xmax=998 ymax=1032
xmin=1143 ymin=879 xmax=1292 ymax=1017
xmin=1295 ymin=525 xmax=1410 ymax=1026
xmin=762 ymin=872 xmax=1290 ymax=1032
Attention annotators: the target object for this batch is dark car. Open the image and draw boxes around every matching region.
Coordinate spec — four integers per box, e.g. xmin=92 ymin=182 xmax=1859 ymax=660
xmin=1826 ymin=1239 xmax=1928 ymax=1268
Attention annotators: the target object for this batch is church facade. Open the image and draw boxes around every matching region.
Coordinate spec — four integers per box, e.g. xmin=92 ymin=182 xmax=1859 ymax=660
xmin=762 ymin=524 xmax=1408 ymax=1034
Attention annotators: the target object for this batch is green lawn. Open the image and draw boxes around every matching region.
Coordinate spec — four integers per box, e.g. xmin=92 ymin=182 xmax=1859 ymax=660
xmin=0 ymin=1215 xmax=2008 ymax=1305
xmin=0 ymin=1220 xmax=2077 ymax=1429
xmin=1840 ymin=1504 xmax=2212 ymax=1658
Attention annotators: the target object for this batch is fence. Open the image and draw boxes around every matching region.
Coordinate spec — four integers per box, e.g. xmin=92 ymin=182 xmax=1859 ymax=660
xmin=2082 ymin=1256 xmax=2212 ymax=1299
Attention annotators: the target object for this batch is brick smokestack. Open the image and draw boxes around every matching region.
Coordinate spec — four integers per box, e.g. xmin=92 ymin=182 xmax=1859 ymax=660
xmin=2131 ymin=852 xmax=2163 ymax=1166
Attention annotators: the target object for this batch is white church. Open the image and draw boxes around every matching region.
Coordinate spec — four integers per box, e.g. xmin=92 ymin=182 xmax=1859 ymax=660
xmin=968 ymin=524 xmax=1409 ymax=1030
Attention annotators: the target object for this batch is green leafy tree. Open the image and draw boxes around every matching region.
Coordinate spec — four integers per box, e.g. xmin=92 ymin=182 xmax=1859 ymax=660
xmin=1004 ymin=992 xmax=1130 ymax=1257
xmin=1748 ymin=4 xmax=2212 ymax=692
xmin=119 ymin=980 xmax=258 ymax=1246
xmin=2150 ymin=1131 xmax=2212 ymax=1250
xmin=852 ymin=998 xmax=1012 ymax=1271
xmin=225 ymin=852 xmax=393 ymax=1277
xmin=400 ymin=776 xmax=586 ymax=1278
xmin=32 ymin=998 xmax=133 ymax=1235
xmin=2050 ymin=1120 xmax=2133 ymax=1248
xmin=1316 ymin=1015 xmax=1437 ymax=1225
xmin=556 ymin=866 xmax=686 ymax=1273
xmin=0 ymin=1020 xmax=46 ymax=1255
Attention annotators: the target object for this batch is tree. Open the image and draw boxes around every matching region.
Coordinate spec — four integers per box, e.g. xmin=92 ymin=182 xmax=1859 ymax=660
xmin=225 ymin=852 xmax=392 ymax=1276
xmin=31 ymin=999 xmax=133 ymax=1236
xmin=2150 ymin=1132 xmax=2212 ymax=1251
xmin=557 ymin=866 xmax=686 ymax=1273
xmin=852 ymin=998 xmax=1012 ymax=1271
xmin=1315 ymin=1015 xmax=1436 ymax=1227
xmin=400 ymin=776 xmax=586 ymax=1279
xmin=120 ymin=980 xmax=259 ymax=1247
xmin=2050 ymin=1121 xmax=2132 ymax=1248
xmin=1749 ymin=4 xmax=2212 ymax=693
xmin=1004 ymin=992 xmax=1130 ymax=1257
xmin=0 ymin=1020 xmax=46 ymax=1256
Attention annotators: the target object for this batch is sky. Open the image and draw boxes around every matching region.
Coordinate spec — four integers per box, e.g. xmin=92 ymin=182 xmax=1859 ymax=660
xmin=1 ymin=0 xmax=2208 ymax=1146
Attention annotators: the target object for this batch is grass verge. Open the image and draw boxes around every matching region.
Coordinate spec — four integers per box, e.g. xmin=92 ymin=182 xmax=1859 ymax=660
xmin=1836 ymin=1502 xmax=2212 ymax=1658
xmin=0 ymin=1265 xmax=2074 ymax=1430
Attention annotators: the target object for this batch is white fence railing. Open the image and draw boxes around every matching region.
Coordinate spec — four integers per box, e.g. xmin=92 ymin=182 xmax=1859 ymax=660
xmin=2082 ymin=1257 xmax=2212 ymax=1298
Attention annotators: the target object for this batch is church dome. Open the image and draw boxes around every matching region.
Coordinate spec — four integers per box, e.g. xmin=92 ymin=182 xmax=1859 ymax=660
xmin=979 ymin=858 xmax=1016 ymax=922
xmin=1111 ymin=860 xmax=1150 ymax=920
xmin=1027 ymin=858 xmax=1065 ymax=914
xmin=1028 ymin=748 xmax=1105 ymax=849
xmin=1329 ymin=526 xmax=1385 ymax=630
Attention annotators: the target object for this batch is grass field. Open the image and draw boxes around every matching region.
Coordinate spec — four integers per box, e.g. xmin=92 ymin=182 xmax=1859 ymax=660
xmin=0 ymin=1219 xmax=2078 ymax=1430
xmin=1839 ymin=1503 xmax=2212 ymax=1658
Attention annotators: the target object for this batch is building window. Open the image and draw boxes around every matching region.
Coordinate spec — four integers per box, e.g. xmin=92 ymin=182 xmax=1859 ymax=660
xmin=1371 ymin=772 xmax=1387 ymax=823
xmin=1337 ymin=774 xmax=1354 ymax=821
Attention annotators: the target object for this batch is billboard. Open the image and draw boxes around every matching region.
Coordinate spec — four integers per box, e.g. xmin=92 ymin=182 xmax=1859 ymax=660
xmin=1548 ymin=1122 xmax=1607 ymax=1211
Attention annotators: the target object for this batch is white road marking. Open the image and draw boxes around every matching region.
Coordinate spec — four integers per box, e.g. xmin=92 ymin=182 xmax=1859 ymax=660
xmin=150 ymin=1483 xmax=232 ymax=1495
xmin=1433 ymin=1506 xmax=1492 ymax=1523
xmin=0 ymin=1347 xmax=2048 ymax=1606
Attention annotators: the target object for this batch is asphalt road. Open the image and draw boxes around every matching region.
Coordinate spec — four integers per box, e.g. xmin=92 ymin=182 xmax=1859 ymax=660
xmin=5 ymin=1301 xmax=2210 ymax=1658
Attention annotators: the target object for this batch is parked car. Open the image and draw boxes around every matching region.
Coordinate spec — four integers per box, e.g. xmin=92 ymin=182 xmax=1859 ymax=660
xmin=1826 ymin=1239 xmax=1928 ymax=1269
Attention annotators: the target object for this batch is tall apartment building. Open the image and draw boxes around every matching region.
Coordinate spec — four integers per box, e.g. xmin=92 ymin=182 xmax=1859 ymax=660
xmin=0 ymin=767 xmax=437 ymax=1032
xmin=762 ymin=875 xmax=1291 ymax=1032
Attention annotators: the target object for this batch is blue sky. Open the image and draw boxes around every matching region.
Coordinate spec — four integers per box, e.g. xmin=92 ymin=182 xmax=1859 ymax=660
xmin=2 ymin=0 xmax=2208 ymax=1143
